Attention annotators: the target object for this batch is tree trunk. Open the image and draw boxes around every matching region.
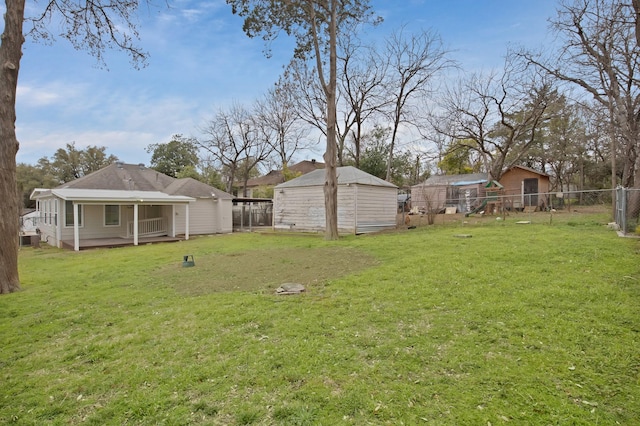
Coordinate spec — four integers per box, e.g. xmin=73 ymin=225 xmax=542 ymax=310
xmin=324 ymin=115 xmax=338 ymax=239
xmin=323 ymin=0 xmax=339 ymax=240
xmin=628 ymin=137 xmax=640 ymax=224
xmin=0 ymin=0 xmax=25 ymax=294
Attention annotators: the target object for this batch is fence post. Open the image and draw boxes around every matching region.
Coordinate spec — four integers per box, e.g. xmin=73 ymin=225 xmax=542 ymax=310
xmin=615 ymin=186 xmax=626 ymax=235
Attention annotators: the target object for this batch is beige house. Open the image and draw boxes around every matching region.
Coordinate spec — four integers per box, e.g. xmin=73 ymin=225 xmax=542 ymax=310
xmin=273 ymin=166 xmax=397 ymax=234
xmin=31 ymin=162 xmax=233 ymax=250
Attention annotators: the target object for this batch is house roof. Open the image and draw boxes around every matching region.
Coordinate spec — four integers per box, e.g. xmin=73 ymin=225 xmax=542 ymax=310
xmin=417 ymin=173 xmax=489 ymax=187
xmin=276 ymin=166 xmax=397 ymax=189
xmin=21 ymin=208 xmax=36 ymax=217
xmin=59 ymin=162 xmax=175 ymax=191
xmin=506 ymin=165 xmax=549 ymax=177
xmin=414 ymin=166 xmax=548 ymax=188
xmin=164 ymin=178 xmax=233 ymax=199
xmin=30 ymin=162 xmax=232 ymax=202
xmin=245 ymin=160 xmax=325 ymax=188
xmin=42 ymin=188 xmax=194 ymax=204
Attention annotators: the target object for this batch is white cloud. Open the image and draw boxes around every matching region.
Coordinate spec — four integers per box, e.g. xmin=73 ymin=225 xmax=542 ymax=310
xmin=18 ymin=84 xmax=68 ymax=107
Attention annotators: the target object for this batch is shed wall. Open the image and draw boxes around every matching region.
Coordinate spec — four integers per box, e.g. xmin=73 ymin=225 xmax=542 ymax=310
xmin=274 ymin=186 xmax=357 ymax=233
xmin=274 ymin=184 xmax=396 ymax=234
xmin=274 ymin=186 xmax=327 ymax=232
xmin=354 ymin=185 xmax=397 ymax=233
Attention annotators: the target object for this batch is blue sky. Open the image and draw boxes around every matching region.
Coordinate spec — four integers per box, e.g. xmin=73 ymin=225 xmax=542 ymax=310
xmin=14 ymin=0 xmax=559 ymax=166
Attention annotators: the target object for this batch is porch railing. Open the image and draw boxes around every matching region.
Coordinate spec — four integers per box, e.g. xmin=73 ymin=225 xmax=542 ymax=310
xmin=127 ymin=217 xmax=167 ymax=237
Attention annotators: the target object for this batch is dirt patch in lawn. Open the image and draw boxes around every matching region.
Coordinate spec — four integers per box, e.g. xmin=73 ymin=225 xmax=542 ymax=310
xmin=154 ymin=246 xmax=378 ymax=296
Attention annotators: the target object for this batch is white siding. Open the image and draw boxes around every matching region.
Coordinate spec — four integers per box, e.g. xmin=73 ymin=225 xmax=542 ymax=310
xmin=217 ymin=199 xmax=233 ymax=233
xmin=337 ymin=186 xmax=356 ymax=233
xmin=58 ymin=204 xmax=173 ymax=240
xmin=174 ymin=199 xmax=233 ymax=235
xmin=274 ymin=186 xmax=327 ymax=232
xmin=175 ymin=200 xmax=214 ymax=235
xmin=35 ymin=196 xmax=60 ymax=247
xmin=354 ymin=185 xmax=397 ymax=233
xmin=274 ymin=184 xmax=396 ymax=234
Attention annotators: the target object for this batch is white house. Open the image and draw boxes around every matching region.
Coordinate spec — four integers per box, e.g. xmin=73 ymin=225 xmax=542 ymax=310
xmin=30 ymin=162 xmax=233 ymax=251
xmin=273 ymin=166 xmax=398 ymax=234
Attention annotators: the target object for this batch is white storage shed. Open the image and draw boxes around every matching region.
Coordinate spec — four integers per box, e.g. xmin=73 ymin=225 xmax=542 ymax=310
xmin=273 ymin=166 xmax=398 ymax=234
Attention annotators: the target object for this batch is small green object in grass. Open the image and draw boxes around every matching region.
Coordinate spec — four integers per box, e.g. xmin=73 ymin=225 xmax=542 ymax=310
xmin=182 ymin=254 xmax=195 ymax=267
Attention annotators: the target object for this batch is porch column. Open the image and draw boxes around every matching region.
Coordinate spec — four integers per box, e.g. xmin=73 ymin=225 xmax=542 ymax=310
xmin=185 ymin=204 xmax=190 ymax=240
xmin=73 ymin=202 xmax=80 ymax=251
xmin=133 ymin=204 xmax=139 ymax=246
xmin=56 ymin=199 xmax=62 ymax=248
xmin=170 ymin=205 xmax=176 ymax=237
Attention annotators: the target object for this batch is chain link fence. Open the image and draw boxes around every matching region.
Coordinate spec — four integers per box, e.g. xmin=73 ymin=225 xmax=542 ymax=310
xmin=403 ymin=188 xmax=623 ymax=228
xmin=615 ymin=187 xmax=640 ymax=235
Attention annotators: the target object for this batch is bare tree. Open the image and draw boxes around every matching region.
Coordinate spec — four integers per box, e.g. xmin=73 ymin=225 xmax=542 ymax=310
xmin=519 ymin=0 xmax=640 ymax=216
xmin=285 ymin=36 xmax=387 ymax=168
xmin=255 ymin=78 xmax=310 ymax=168
xmin=198 ymin=103 xmax=272 ymax=196
xmin=634 ymin=0 xmax=640 ymax=46
xmin=1 ymin=0 xmax=148 ymax=294
xmin=434 ymin=62 xmax=554 ymax=181
xmin=284 ymin=58 xmax=328 ymax=145
xmin=382 ymin=27 xmax=453 ymax=181
xmin=338 ymin=31 xmax=388 ymax=167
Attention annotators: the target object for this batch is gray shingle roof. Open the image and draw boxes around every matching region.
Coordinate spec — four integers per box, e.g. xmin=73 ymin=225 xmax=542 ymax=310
xmin=58 ymin=163 xmax=174 ymax=191
xmin=56 ymin=163 xmax=232 ymax=199
xmin=276 ymin=166 xmax=397 ymax=189
xmin=164 ymin=178 xmax=233 ymax=199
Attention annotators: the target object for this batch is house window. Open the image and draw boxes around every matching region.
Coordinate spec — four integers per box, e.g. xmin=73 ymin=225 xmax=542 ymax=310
xmin=104 ymin=205 xmax=120 ymax=226
xmin=65 ymin=200 xmax=83 ymax=227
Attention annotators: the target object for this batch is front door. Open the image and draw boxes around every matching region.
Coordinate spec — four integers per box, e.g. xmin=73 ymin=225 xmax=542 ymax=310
xmin=523 ymin=178 xmax=538 ymax=206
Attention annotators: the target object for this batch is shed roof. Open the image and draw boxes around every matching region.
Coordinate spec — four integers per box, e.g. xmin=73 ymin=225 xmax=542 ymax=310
xmin=276 ymin=166 xmax=397 ymax=189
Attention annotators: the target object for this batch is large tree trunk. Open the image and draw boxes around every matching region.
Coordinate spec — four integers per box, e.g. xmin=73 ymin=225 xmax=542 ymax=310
xmin=323 ymin=0 xmax=339 ymax=240
xmin=0 ymin=0 xmax=25 ymax=294
xmin=324 ymin=101 xmax=339 ymax=239
xmin=628 ymin=137 xmax=640 ymax=224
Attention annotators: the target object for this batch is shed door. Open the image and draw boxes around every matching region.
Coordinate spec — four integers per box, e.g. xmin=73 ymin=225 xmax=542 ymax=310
xmin=523 ymin=178 xmax=538 ymax=206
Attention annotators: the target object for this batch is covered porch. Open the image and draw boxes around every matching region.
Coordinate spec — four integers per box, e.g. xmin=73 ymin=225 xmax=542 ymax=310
xmin=49 ymin=188 xmax=195 ymax=251
xmin=60 ymin=235 xmax=184 ymax=250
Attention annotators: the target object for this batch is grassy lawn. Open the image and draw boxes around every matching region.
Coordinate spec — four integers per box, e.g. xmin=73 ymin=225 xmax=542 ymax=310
xmin=2 ymin=209 xmax=639 ymax=425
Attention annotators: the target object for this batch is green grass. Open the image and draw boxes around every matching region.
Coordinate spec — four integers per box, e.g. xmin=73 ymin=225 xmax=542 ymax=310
xmin=2 ymin=211 xmax=639 ymax=425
